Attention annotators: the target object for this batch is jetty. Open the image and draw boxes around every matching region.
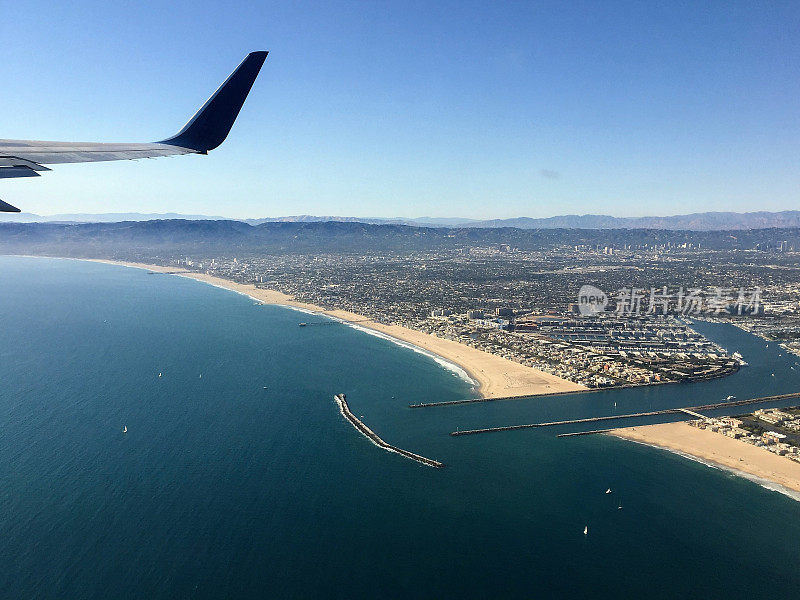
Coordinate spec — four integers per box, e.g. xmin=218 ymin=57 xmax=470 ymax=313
xmin=450 ymin=391 xmax=800 ymax=437
xmin=557 ymin=429 xmax=613 ymax=437
xmin=410 ymin=387 xmax=601 ymax=408
xmin=409 ymin=374 xmax=744 ymax=409
xmin=334 ymin=394 xmax=444 ymax=468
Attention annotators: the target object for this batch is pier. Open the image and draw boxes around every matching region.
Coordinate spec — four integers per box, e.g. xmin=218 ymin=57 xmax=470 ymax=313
xmin=678 ymin=408 xmax=707 ymax=419
xmin=334 ymin=394 xmax=444 ymax=468
xmin=147 ymin=270 xmax=189 ymax=275
xmin=298 ymin=319 xmax=373 ymax=327
xmin=449 ymin=391 xmax=800 ymax=437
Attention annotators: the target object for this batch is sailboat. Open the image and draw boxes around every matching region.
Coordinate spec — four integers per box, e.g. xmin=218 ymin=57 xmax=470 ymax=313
xmin=606 ymin=488 xmax=612 ymax=494
xmin=123 ymin=425 xmax=127 ymax=434
xmin=583 ymin=526 xmax=588 ymax=535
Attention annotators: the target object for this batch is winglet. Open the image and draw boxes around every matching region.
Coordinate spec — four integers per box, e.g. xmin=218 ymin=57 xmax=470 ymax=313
xmin=159 ymin=51 xmax=268 ymax=152
xmin=0 ymin=199 xmax=21 ymax=213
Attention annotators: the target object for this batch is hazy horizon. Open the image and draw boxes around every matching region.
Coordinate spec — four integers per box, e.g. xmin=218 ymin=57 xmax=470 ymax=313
xmin=3 ymin=207 xmax=800 ymax=225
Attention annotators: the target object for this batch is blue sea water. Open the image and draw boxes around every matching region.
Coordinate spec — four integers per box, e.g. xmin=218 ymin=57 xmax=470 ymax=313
xmin=1 ymin=255 xmax=799 ymax=599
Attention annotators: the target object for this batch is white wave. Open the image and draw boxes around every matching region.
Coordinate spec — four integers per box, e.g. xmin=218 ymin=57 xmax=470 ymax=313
xmin=349 ymin=322 xmax=476 ymax=386
xmin=620 ymin=437 xmax=800 ymax=503
xmin=273 ymin=304 xmax=318 ymax=316
xmin=272 ymin=304 xmax=476 ymax=387
xmin=116 ymin=269 xmax=476 ymax=389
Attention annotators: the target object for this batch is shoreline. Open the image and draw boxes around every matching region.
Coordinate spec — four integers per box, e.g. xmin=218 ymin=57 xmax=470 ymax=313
xmin=17 ymin=256 xmax=800 ymax=497
xmin=612 ymin=421 xmax=800 ymax=499
xmin=82 ymin=258 xmax=586 ymax=399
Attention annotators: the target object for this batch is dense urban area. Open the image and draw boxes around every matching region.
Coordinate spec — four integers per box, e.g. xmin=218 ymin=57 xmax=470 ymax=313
xmin=3 ymin=220 xmax=799 ymax=389
xmin=154 ymin=236 xmax=800 ymax=389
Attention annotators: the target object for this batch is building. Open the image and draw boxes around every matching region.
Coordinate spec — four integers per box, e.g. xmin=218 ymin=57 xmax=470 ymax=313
xmin=763 ymin=431 xmax=787 ymax=445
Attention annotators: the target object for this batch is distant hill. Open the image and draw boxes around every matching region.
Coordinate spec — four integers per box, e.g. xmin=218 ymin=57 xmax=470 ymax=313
xmin=0 ymin=212 xmax=229 ymax=223
xmin=0 ymin=212 xmax=476 ymax=227
xmin=3 ymin=210 xmax=800 ymax=231
xmin=1 ymin=219 xmax=798 ymax=258
xmin=462 ymin=211 xmax=800 ymax=231
xmin=244 ymin=215 xmax=477 ymax=227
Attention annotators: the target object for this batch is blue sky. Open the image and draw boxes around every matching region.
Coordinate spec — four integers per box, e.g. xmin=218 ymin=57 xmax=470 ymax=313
xmin=2 ymin=1 xmax=799 ymax=218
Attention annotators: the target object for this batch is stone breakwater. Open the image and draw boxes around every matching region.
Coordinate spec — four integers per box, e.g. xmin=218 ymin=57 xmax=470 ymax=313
xmin=333 ymin=394 xmax=444 ymax=468
xmin=450 ymin=391 xmax=800 ymax=437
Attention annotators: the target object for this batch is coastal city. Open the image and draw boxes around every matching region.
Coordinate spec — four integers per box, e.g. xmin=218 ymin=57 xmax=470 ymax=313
xmin=144 ymin=240 xmax=800 ymax=389
xmin=689 ymin=407 xmax=800 ymax=464
xmin=6 ymin=5 xmax=800 ymax=598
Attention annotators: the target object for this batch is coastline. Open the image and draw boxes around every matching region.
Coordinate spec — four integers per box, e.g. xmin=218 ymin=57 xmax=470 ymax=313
xmin=86 ymin=259 xmax=586 ymax=399
xmin=20 ymin=257 xmax=800 ymax=498
xmin=612 ymin=421 xmax=800 ymax=498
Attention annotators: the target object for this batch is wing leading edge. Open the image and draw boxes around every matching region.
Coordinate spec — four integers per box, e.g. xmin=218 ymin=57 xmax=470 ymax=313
xmin=0 ymin=51 xmax=268 ymax=212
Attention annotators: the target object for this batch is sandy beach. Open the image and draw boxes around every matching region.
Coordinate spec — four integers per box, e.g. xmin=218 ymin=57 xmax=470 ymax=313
xmin=613 ymin=421 xmax=800 ymax=493
xmin=92 ymin=260 xmax=586 ymax=399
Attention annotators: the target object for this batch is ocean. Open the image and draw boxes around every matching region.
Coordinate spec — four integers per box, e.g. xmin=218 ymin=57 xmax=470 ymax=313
xmin=1 ymin=255 xmax=799 ymax=599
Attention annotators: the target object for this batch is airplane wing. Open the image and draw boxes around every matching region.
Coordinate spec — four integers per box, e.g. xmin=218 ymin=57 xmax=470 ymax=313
xmin=0 ymin=51 xmax=268 ymax=212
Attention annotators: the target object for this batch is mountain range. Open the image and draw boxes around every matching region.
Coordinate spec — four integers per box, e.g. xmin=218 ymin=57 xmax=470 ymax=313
xmin=1 ymin=219 xmax=798 ymax=258
xmin=2 ymin=210 xmax=800 ymax=231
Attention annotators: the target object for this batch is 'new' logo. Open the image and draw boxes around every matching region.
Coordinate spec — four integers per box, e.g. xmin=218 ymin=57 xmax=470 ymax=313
xmin=577 ymin=285 xmax=608 ymax=316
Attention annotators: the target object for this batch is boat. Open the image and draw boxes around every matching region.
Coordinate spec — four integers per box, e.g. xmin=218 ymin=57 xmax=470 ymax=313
xmin=298 ymin=322 xmax=307 ymax=327
xmin=158 ymin=372 xmax=162 ymax=378
xmin=583 ymin=526 xmax=588 ymax=535
xmin=618 ymin=504 xmax=623 ymax=510
xmin=726 ymin=395 xmax=736 ymax=401
xmin=606 ymin=488 xmax=612 ymax=494
xmin=123 ymin=425 xmax=127 ymax=433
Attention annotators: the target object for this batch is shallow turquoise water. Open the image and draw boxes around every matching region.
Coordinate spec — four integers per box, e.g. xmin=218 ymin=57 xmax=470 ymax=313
xmin=1 ymin=256 xmax=799 ymax=599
